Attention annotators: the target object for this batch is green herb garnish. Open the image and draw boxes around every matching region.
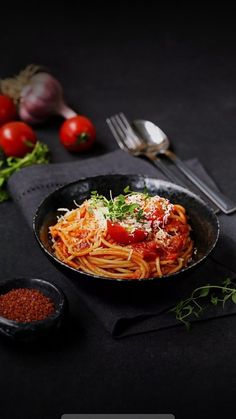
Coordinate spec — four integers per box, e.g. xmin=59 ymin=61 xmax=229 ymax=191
xmin=124 ymin=185 xmax=131 ymax=194
xmin=108 ymin=195 xmax=139 ymax=221
xmin=0 ymin=141 xmax=50 ymax=202
xmin=171 ymin=278 xmax=236 ymax=329
xmin=90 ymin=191 xmax=109 ymax=206
xmin=89 ymin=186 xmax=146 ymax=222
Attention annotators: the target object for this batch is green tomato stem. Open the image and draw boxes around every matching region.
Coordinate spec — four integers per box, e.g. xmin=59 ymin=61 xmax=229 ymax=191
xmin=77 ymin=132 xmax=89 ymax=144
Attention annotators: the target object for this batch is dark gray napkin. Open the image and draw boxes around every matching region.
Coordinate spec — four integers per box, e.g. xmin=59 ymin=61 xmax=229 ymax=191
xmin=8 ymin=150 xmax=236 ymax=337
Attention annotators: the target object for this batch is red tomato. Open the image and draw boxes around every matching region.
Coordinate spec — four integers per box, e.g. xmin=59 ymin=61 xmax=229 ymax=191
xmin=0 ymin=122 xmax=37 ymax=157
xmin=132 ymin=240 xmax=158 ymax=260
xmin=59 ymin=115 xmax=96 ymax=152
xmin=107 ymin=221 xmax=148 ymax=245
xmin=0 ymin=95 xmax=17 ymax=127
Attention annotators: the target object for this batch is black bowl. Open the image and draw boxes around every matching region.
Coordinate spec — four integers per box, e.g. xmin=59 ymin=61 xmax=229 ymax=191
xmin=33 ymin=174 xmax=220 ymax=284
xmin=0 ymin=278 xmax=68 ymax=341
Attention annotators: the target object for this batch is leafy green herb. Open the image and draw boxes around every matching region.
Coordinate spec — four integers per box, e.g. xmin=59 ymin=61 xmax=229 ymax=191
xmin=143 ymin=185 xmax=150 ymax=198
xmin=108 ymin=195 xmax=139 ymax=221
xmin=136 ymin=208 xmax=144 ymax=221
xmin=89 ymin=186 xmax=147 ymax=222
xmin=0 ymin=141 xmax=50 ymax=202
xmin=89 ymin=191 xmax=109 ymax=206
xmin=124 ymin=185 xmax=131 ymax=194
xmin=171 ymin=278 xmax=236 ymax=329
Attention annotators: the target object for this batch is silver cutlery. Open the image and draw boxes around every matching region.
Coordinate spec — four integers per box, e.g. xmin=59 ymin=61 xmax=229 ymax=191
xmin=106 ymin=112 xmax=187 ymax=187
xmin=133 ymin=119 xmax=236 ymax=214
xmin=106 ymin=112 xmax=235 ymax=214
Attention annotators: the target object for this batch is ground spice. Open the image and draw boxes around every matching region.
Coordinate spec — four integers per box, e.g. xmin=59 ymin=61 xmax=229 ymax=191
xmin=0 ymin=288 xmax=55 ymax=322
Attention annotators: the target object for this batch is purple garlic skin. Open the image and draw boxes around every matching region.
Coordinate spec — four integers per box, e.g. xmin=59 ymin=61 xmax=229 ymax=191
xmin=19 ymin=73 xmax=76 ymax=124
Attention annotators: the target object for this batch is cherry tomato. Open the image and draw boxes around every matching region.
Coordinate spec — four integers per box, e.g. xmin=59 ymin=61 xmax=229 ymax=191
xmin=132 ymin=240 xmax=158 ymax=261
xmin=107 ymin=221 xmax=148 ymax=245
xmin=59 ymin=115 xmax=96 ymax=152
xmin=0 ymin=95 xmax=17 ymax=127
xmin=0 ymin=122 xmax=37 ymax=157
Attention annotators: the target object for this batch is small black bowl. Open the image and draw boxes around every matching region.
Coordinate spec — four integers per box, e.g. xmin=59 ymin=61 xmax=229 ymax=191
xmin=0 ymin=278 xmax=68 ymax=341
xmin=33 ymin=174 xmax=220 ymax=285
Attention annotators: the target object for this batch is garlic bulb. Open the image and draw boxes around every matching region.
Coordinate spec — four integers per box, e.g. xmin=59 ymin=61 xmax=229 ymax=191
xmin=19 ymin=72 xmax=77 ymax=124
xmin=0 ymin=65 xmax=77 ymax=125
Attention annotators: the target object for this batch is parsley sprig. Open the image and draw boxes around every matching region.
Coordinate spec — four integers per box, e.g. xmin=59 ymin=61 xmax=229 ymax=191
xmin=171 ymin=278 xmax=236 ymax=329
xmin=108 ymin=194 xmax=139 ymax=221
xmin=90 ymin=187 xmax=146 ymax=222
xmin=0 ymin=142 xmax=50 ymax=202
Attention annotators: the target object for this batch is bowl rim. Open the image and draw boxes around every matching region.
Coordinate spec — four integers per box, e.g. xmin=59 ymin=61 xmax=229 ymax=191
xmin=33 ymin=173 xmax=220 ymax=283
xmin=0 ymin=277 xmax=67 ymax=328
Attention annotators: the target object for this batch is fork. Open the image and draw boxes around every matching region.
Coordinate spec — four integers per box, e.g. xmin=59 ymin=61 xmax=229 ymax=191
xmin=106 ymin=112 xmax=189 ymax=186
xmin=106 ymin=112 xmax=221 ymax=213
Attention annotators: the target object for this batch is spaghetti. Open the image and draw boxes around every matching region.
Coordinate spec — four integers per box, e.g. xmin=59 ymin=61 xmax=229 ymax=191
xmin=50 ymin=188 xmax=194 ymax=280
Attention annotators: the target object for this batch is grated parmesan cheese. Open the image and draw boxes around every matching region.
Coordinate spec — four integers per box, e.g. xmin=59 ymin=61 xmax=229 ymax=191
xmin=154 ymin=228 xmax=171 ymax=247
xmin=125 ymin=193 xmax=146 ymax=206
xmin=92 ymin=206 xmax=109 ymax=229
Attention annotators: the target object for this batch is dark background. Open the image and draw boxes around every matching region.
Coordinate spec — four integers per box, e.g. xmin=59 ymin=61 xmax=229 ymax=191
xmin=1 ymin=7 xmax=236 ymax=419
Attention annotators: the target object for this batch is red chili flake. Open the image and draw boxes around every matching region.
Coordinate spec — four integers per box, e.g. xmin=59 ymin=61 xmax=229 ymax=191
xmin=0 ymin=288 xmax=55 ymax=323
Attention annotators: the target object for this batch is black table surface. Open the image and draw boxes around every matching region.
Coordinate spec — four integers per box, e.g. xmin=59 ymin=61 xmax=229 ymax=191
xmin=1 ymin=8 xmax=236 ymax=419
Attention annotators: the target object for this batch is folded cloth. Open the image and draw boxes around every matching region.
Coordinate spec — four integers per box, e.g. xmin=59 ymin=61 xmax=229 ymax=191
xmin=8 ymin=150 xmax=236 ymax=337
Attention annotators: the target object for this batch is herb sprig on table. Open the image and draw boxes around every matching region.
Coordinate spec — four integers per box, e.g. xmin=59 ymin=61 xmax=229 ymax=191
xmin=171 ymin=278 xmax=236 ymax=329
xmin=0 ymin=142 xmax=50 ymax=202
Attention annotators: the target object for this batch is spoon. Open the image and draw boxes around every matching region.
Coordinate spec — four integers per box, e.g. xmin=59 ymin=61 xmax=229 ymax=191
xmin=133 ymin=119 xmax=236 ymax=214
